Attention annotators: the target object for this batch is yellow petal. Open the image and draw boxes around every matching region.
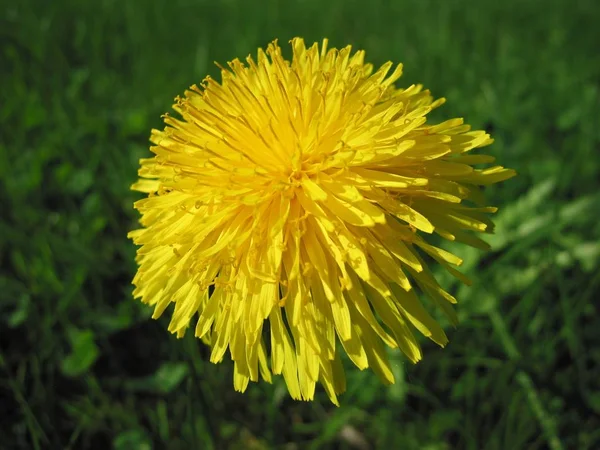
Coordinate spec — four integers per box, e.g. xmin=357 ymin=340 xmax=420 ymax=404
xmin=131 ymin=179 xmax=160 ymax=193
xmin=269 ymin=307 xmax=301 ymax=399
xmin=322 ymin=192 xmax=385 ymax=227
xmin=353 ymin=167 xmax=428 ymax=189
xmin=390 ymin=284 xmax=448 ymax=346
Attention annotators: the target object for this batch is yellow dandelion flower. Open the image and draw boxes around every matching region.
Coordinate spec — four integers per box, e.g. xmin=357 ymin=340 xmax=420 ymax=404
xmin=129 ymin=38 xmax=515 ymax=405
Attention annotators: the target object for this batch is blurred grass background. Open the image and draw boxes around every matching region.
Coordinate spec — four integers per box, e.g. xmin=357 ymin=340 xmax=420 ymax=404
xmin=1 ymin=0 xmax=599 ymax=448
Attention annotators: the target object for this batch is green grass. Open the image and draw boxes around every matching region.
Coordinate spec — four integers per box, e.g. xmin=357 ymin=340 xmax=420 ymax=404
xmin=1 ymin=0 xmax=599 ymax=448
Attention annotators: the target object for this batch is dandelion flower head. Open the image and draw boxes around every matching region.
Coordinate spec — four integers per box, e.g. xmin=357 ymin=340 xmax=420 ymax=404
xmin=129 ymin=38 xmax=515 ymax=404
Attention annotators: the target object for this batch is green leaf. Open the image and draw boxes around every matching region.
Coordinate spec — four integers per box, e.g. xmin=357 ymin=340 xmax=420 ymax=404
xmin=123 ymin=362 xmax=189 ymax=394
xmin=113 ymin=429 xmax=152 ymax=450
xmin=60 ymin=329 xmax=99 ymax=377
xmin=588 ymin=393 xmax=600 ymax=415
xmin=152 ymin=362 xmax=189 ymax=394
xmin=558 ymin=193 xmax=600 ymax=225
xmin=67 ymin=169 xmax=94 ymax=195
xmin=310 ymin=408 xmax=359 ymax=449
xmin=556 ymin=241 xmax=600 ymax=272
xmin=7 ymin=294 xmax=30 ymax=328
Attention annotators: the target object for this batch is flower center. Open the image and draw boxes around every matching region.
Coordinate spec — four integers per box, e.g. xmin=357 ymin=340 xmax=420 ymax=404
xmin=288 ymin=169 xmax=303 ymax=187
